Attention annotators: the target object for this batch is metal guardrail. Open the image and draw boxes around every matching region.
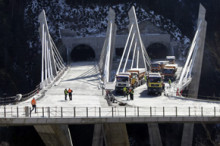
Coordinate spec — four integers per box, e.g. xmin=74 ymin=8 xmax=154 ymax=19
xmin=0 ymin=66 xmax=67 ymax=105
xmin=0 ymin=84 xmax=40 ymax=105
xmin=0 ymin=106 xmax=219 ymax=118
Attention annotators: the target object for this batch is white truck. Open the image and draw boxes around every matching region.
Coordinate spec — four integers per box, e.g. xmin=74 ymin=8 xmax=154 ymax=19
xmin=115 ymin=72 xmax=131 ymax=93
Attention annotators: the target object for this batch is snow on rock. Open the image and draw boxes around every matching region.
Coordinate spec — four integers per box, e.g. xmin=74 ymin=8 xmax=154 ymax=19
xmin=24 ymin=1 xmax=190 ymax=57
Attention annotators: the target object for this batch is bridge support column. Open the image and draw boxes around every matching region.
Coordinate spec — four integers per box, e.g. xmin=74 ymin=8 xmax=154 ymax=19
xmin=181 ymin=123 xmax=194 ymax=146
xmin=148 ymin=123 xmax=163 ymax=146
xmin=103 ymin=123 xmax=129 ymax=146
xmin=34 ymin=124 xmax=73 ymax=146
xmin=92 ymin=124 xmax=104 ymax=146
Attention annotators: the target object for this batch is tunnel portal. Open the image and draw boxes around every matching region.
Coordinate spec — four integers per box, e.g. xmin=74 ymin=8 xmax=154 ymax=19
xmin=147 ymin=43 xmax=169 ymax=59
xmin=71 ymin=45 xmax=95 ymax=61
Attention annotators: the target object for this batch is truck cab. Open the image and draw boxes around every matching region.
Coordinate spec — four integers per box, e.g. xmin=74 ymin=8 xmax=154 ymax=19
xmin=147 ymin=73 xmax=164 ymax=95
xmin=151 ymin=62 xmax=161 ymax=72
xmin=162 ymin=64 xmax=178 ymax=81
xmin=115 ymin=72 xmax=131 ymax=92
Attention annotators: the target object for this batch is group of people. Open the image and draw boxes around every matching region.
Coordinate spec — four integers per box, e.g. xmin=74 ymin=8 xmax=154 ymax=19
xmin=64 ymin=88 xmax=73 ymax=100
xmin=123 ymin=87 xmax=134 ymax=100
xmin=29 ymin=88 xmax=73 ymax=114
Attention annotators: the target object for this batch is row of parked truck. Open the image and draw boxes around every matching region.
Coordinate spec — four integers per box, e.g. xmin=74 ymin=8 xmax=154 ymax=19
xmin=148 ymin=56 xmax=178 ymax=95
xmin=114 ymin=56 xmax=178 ymax=95
xmin=151 ymin=56 xmax=177 ymax=81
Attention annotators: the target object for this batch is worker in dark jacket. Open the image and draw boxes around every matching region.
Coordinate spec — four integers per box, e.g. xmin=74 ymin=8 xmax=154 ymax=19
xmin=129 ymin=88 xmax=134 ymax=100
xmin=64 ymin=89 xmax=68 ymax=100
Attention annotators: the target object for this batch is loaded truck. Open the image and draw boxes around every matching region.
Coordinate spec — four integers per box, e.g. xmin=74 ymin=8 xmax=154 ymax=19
xmin=115 ymin=72 xmax=131 ymax=93
xmin=147 ymin=73 xmax=164 ymax=95
xmin=162 ymin=64 xmax=178 ymax=81
xmin=151 ymin=62 xmax=161 ymax=72
xmin=127 ymin=68 xmax=146 ymax=87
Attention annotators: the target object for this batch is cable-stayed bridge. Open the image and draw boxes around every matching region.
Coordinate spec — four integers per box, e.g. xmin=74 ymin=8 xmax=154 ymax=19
xmin=0 ymin=4 xmax=216 ymax=146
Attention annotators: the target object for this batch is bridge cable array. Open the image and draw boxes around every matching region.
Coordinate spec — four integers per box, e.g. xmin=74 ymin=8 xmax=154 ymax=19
xmin=115 ymin=6 xmax=151 ymax=82
xmin=38 ymin=10 xmax=66 ymax=89
xmin=176 ymin=6 xmax=207 ymax=96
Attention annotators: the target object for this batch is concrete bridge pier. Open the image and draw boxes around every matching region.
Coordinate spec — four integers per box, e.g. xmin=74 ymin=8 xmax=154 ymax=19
xmin=34 ymin=124 xmax=73 ymax=146
xmin=148 ymin=123 xmax=163 ymax=146
xmin=92 ymin=124 xmax=104 ymax=146
xmin=103 ymin=123 xmax=129 ymax=146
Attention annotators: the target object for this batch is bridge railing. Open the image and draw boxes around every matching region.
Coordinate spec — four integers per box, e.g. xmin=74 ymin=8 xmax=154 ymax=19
xmin=0 ymin=106 xmax=219 ymax=118
xmin=0 ymin=84 xmax=41 ymax=105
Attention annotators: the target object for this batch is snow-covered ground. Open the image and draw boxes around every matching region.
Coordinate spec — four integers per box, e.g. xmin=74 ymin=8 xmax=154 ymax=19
xmin=17 ymin=61 xmax=107 ymax=107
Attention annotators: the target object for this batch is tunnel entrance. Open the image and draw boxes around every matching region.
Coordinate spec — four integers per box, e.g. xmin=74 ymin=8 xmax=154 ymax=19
xmin=147 ymin=43 xmax=169 ymax=59
xmin=71 ymin=45 xmax=95 ymax=61
xmin=115 ymin=48 xmax=124 ymax=57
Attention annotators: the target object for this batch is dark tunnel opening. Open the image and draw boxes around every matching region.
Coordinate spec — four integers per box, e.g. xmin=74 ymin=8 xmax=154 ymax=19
xmin=147 ymin=43 xmax=169 ymax=59
xmin=115 ymin=48 xmax=124 ymax=57
xmin=71 ymin=45 xmax=95 ymax=61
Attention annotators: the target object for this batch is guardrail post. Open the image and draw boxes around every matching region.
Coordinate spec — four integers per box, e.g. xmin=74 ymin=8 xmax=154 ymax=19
xmin=61 ymin=107 xmax=63 ymax=118
xmin=175 ymin=107 xmax=177 ymax=117
xmin=214 ymin=107 xmax=216 ymax=117
xmin=48 ymin=107 xmax=50 ymax=118
xmin=189 ymin=107 xmax=190 ymax=117
xmin=201 ymin=107 xmax=203 ymax=117
xmin=137 ymin=107 xmax=139 ymax=117
xmin=125 ymin=107 xmax=126 ymax=117
xmin=4 ymin=106 xmax=6 ymax=118
xmin=42 ymin=107 xmax=44 ymax=117
xmin=150 ymin=107 xmax=152 ymax=117
xmin=86 ymin=107 xmax=88 ymax=117
xmin=112 ymin=107 xmax=114 ymax=117
xmin=99 ymin=107 xmax=101 ymax=117
xmin=163 ymin=107 xmax=165 ymax=117
xmin=17 ymin=107 xmax=19 ymax=117
xmin=74 ymin=107 xmax=76 ymax=117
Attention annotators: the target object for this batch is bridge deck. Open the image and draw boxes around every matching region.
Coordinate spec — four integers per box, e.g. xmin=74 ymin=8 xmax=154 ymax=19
xmin=3 ymin=61 xmax=220 ymax=123
xmin=17 ymin=61 xmax=107 ymax=107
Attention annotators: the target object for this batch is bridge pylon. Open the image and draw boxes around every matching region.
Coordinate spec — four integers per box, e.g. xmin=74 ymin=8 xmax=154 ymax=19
xmin=115 ymin=6 xmax=151 ymax=80
xmin=181 ymin=4 xmax=207 ymax=146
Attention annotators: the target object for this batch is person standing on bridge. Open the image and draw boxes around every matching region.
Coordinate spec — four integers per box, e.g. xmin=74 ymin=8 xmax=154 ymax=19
xmin=30 ymin=98 xmax=36 ymax=113
xmin=123 ymin=87 xmax=127 ymax=97
xmin=64 ymin=89 xmax=68 ymax=100
xmin=129 ymin=88 xmax=134 ymax=100
xmin=168 ymin=79 xmax=171 ymax=88
xmin=68 ymin=88 xmax=73 ymax=100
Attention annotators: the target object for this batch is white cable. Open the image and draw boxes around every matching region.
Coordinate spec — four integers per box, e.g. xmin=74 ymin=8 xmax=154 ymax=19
xmin=131 ymin=40 xmax=137 ymax=69
xmin=123 ymin=32 xmax=135 ymax=72
xmin=41 ymin=24 xmax=45 ymax=85
xmin=115 ymin=24 xmax=134 ymax=79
